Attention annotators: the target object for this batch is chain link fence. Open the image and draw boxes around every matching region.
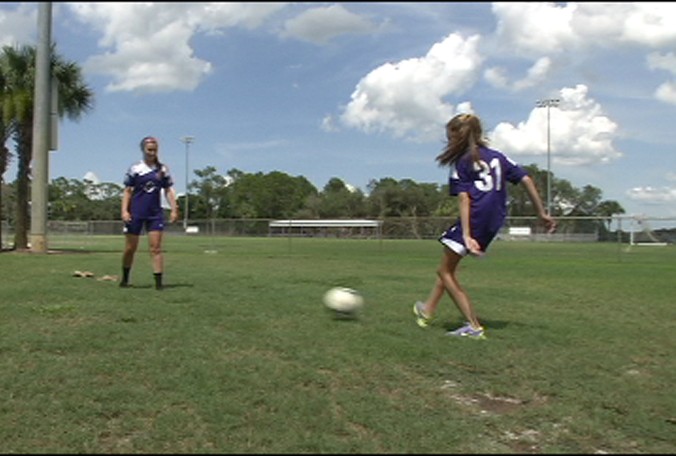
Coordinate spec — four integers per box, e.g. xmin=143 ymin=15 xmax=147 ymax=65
xmin=2 ymin=216 xmax=675 ymax=250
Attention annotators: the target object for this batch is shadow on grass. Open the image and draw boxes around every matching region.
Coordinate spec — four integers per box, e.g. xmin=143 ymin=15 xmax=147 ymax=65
xmin=162 ymin=283 xmax=194 ymax=289
xmin=119 ymin=283 xmax=195 ymax=290
xmin=324 ymin=308 xmax=362 ymax=322
xmin=441 ymin=318 xmax=512 ymax=332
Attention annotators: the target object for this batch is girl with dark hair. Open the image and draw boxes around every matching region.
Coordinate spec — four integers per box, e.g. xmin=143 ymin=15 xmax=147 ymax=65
xmin=120 ymin=136 xmax=178 ymax=290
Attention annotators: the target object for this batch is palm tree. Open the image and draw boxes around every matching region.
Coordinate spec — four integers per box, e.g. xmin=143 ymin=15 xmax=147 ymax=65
xmin=0 ymin=44 xmax=94 ymax=250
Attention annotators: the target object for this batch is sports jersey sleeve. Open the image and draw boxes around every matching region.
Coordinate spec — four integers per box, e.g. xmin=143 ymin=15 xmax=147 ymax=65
xmin=123 ymin=166 xmax=135 ymax=188
xmin=502 ymin=153 xmax=527 ymax=184
xmin=160 ymin=165 xmax=174 ymax=189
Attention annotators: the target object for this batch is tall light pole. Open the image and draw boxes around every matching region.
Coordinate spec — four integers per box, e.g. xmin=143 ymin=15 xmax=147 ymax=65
xmin=180 ymin=136 xmax=195 ymax=229
xmin=30 ymin=2 xmax=52 ymax=253
xmin=535 ymin=98 xmax=559 ymax=215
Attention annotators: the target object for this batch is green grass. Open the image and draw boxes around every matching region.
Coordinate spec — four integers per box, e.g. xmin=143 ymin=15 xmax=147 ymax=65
xmin=1 ymin=237 xmax=675 ymax=453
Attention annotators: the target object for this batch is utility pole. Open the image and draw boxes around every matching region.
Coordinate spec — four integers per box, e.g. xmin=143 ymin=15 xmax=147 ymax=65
xmin=30 ymin=2 xmax=53 ymax=253
xmin=180 ymin=136 xmax=195 ymax=229
xmin=535 ymin=98 xmax=560 ymax=216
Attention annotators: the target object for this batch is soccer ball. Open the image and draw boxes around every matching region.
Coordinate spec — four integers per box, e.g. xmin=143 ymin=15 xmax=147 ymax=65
xmin=323 ymin=287 xmax=364 ymax=316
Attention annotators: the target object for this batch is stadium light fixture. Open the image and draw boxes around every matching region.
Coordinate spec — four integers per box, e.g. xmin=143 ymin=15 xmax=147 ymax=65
xmin=180 ymin=136 xmax=195 ymax=229
xmin=535 ymin=98 xmax=560 ymax=215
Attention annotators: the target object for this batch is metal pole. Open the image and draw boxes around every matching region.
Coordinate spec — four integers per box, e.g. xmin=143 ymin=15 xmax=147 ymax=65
xmin=30 ymin=2 xmax=52 ymax=253
xmin=180 ymin=136 xmax=194 ymax=229
xmin=546 ymin=105 xmax=551 ymax=216
xmin=535 ymin=98 xmax=559 ymax=216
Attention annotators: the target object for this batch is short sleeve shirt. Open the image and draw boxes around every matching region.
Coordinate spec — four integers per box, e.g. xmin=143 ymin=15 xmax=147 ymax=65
xmin=123 ymin=161 xmax=174 ymax=218
xmin=448 ymin=146 xmax=527 ymax=234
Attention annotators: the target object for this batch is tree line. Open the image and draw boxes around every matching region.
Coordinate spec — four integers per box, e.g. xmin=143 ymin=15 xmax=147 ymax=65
xmin=1 ymin=163 xmax=625 ymax=226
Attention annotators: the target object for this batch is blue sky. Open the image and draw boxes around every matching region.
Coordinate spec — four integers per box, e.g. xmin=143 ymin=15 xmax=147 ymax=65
xmin=2 ymin=2 xmax=676 ymax=219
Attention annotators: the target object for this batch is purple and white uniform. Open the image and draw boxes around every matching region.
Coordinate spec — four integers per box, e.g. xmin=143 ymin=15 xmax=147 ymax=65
xmin=439 ymin=146 xmax=527 ymax=256
xmin=123 ymin=161 xmax=174 ymax=235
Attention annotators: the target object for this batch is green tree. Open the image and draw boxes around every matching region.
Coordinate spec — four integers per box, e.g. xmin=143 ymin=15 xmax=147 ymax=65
xmin=316 ymin=177 xmax=366 ymax=218
xmin=229 ymin=171 xmax=317 ymax=219
xmin=48 ymin=177 xmax=87 ymax=220
xmin=0 ymin=44 xmax=94 ymax=249
xmin=433 ymin=182 xmax=458 ymax=217
xmin=567 ymin=184 xmax=603 ymax=216
xmin=366 ymin=178 xmax=440 ymax=218
xmin=188 ymin=166 xmax=229 ymax=220
xmin=366 ymin=177 xmax=400 ymax=218
xmin=508 ymin=164 xmax=549 ymax=216
xmin=47 ymin=178 xmax=122 ymax=221
xmin=86 ymin=181 xmax=124 ymax=220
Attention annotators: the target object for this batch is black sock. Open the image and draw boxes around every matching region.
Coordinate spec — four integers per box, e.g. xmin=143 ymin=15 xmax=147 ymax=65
xmin=122 ymin=267 xmax=131 ymax=283
xmin=154 ymin=273 xmax=162 ymax=289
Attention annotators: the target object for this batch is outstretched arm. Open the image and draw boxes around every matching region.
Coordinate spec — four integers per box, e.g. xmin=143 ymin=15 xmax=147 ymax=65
xmin=520 ymin=175 xmax=557 ymax=233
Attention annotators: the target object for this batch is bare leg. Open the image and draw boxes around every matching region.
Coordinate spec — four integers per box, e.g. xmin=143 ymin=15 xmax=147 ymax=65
xmin=122 ymin=234 xmax=140 ymax=268
xmin=422 ymin=276 xmax=445 ymax=317
xmin=148 ymin=230 xmax=163 ymax=273
xmin=121 ymin=234 xmax=140 ymax=286
xmin=437 ymin=247 xmax=482 ymax=329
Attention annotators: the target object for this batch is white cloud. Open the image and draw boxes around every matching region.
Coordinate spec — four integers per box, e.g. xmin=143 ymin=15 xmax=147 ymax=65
xmin=339 ymin=32 xmax=482 ymax=142
xmin=483 ymin=66 xmax=508 ymax=89
xmin=485 ymin=57 xmax=552 ymax=92
xmin=491 ymin=2 xmax=578 ymax=55
xmin=489 ymin=2 xmax=676 ymax=108
xmin=492 ymin=3 xmax=676 ymax=55
xmin=627 ymin=186 xmax=676 ymax=203
xmin=490 ymin=84 xmax=621 ymax=166
xmin=191 ymin=2 xmax=286 ymax=32
xmin=0 ymin=3 xmax=36 ymax=46
xmin=654 ymin=81 xmax=676 ymax=104
xmin=618 ymin=3 xmax=676 ymax=47
xmin=647 ymin=52 xmax=676 ymax=104
xmin=66 ymin=2 xmax=283 ymax=93
xmin=512 ymin=57 xmax=552 ymax=91
xmin=320 ymin=115 xmax=339 ymax=133
xmin=281 ymin=4 xmax=375 ymax=44
xmin=647 ymin=180 xmax=676 ymax=216
xmin=647 ymin=52 xmax=676 ymax=74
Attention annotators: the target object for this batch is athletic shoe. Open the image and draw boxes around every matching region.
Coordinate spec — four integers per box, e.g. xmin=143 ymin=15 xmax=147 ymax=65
xmin=413 ymin=301 xmax=431 ymax=328
xmin=446 ymin=322 xmax=486 ymax=339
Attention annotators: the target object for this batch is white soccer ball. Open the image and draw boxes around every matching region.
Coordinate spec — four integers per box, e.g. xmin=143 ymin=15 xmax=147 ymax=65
xmin=323 ymin=287 xmax=364 ymax=314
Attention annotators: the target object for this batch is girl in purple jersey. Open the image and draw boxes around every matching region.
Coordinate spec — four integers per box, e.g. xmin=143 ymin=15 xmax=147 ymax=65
xmin=414 ymin=113 xmax=556 ymax=339
xmin=120 ymin=136 xmax=179 ymax=290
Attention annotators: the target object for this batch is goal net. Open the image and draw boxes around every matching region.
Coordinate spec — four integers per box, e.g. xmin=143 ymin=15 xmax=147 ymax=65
xmin=628 ymin=216 xmax=667 ymax=246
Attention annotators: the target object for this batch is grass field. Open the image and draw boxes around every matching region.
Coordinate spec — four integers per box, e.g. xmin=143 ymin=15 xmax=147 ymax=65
xmin=1 ymin=236 xmax=674 ymax=453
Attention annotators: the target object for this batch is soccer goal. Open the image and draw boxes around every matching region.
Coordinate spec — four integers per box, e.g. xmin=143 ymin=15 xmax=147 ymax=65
xmin=627 ymin=216 xmax=668 ymax=247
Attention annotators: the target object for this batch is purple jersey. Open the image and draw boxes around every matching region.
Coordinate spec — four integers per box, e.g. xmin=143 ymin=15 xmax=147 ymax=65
xmin=440 ymin=146 xmax=526 ymax=255
xmin=123 ymin=160 xmax=174 ymax=219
